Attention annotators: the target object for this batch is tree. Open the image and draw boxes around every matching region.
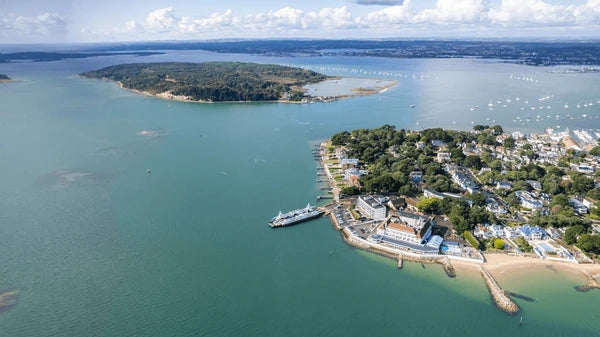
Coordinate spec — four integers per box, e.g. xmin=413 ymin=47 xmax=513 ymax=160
xmin=451 ymin=215 xmax=471 ymax=233
xmin=464 ymin=155 xmax=482 ymax=170
xmin=331 ymin=131 xmax=351 ymax=145
xmin=551 ymin=204 xmax=563 ymax=215
xmin=576 ymin=234 xmax=600 ymax=253
xmin=450 ymin=147 xmax=465 ymax=163
xmin=473 ymin=124 xmax=488 ymax=132
xmin=493 ymin=238 xmax=505 ymax=249
xmin=551 ymin=194 xmax=569 ymax=208
xmin=515 ymin=237 xmax=533 ymax=252
xmin=490 ymin=159 xmax=502 ymax=171
xmin=417 ymin=198 xmax=441 ymax=214
xmin=571 ymin=175 xmax=594 ymax=194
xmin=341 ymin=186 xmax=362 ymax=196
xmin=564 ymin=225 xmax=586 ymax=245
xmin=589 ymin=146 xmax=600 ymax=156
xmin=512 ymin=180 xmax=530 ymax=191
xmin=504 ymin=136 xmax=516 ymax=150
xmin=505 ymin=192 xmax=520 ymax=208
xmin=492 ymin=125 xmax=503 ymax=135
xmin=469 ymin=192 xmax=486 ymax=207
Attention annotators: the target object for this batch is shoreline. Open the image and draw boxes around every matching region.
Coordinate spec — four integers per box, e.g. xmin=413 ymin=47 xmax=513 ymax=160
xmin=0 ymin=79 xmax=18 ymax=84
xmin=318 ymin=140 xmax=600 ymax=314
xmin=107 ymin=78 xmax=396 ymax=104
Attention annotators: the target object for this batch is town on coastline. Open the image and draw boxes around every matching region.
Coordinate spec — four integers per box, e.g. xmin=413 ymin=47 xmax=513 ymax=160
xmin=274 ymin=124 xmax=600 ymax=313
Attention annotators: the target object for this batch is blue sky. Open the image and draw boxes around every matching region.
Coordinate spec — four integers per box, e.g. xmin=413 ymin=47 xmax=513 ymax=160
xmin=1 ymin=0 xmax=599 ymax=43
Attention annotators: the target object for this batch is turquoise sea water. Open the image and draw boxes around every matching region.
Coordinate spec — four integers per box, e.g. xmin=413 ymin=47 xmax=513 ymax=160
xmin=1 ymin=51 xmax=600 ymax=336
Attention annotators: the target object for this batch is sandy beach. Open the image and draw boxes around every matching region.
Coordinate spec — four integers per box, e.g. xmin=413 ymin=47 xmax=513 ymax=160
xmin=452 ymin=253 xmax=600 ymax=281
xmin=112 ymin=78 xmax=395 ymax=104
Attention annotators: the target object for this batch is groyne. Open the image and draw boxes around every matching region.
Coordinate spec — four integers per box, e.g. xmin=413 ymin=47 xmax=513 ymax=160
xmin=480 ymin=266 xmax=520 ymax=315
xmin=575 ymin=272 xmax=600 ymax=292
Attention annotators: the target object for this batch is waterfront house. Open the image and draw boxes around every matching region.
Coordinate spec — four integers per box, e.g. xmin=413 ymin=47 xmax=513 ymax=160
xmin=490 ymin=224 xmax=505 ymax=238
xmin=519 ymin=224 xmax=546 ymax=240
xmin=474 ymin=225 xmax=493 ymax=240
xmin=545 ymin=227 xmax=561 ymax=239
xmin=340 ymin=158 xmax=359 ymax=169
xmin=504 ymin=227 xmax=519 ymax=239
xmin=357 ymin=195 xmax=387 ymax=220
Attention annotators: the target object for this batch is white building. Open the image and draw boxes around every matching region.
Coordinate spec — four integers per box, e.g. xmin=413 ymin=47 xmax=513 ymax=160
xmin=515 ymin=190 xmax=544 ymax=209
xmin=426 ymin=235 xmax=444 ymax=249
xmin=436 ymin=152 xmax=451 ymax=163
xmin=577 ymin=165 xmax=594 ymax=175
xmin=357 ymin=195 xmax=387 ymax=220
xmin=490 ymin=224 xmax=505 ymax=238
xmin=504 ymin=227 xmax=519 ymax=239
xmin=377 ymin=222 xmax=430 ymax=245
xmin=496 ymin=181 xmax=512 ymax=190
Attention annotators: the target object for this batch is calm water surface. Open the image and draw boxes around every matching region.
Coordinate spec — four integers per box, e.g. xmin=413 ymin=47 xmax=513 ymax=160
xmin=0 ymin=51 xmax=599 ymax=336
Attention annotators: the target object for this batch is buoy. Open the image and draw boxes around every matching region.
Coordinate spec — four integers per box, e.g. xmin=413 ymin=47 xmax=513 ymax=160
xmin=147 ymin=169 xmax=151 ymax=174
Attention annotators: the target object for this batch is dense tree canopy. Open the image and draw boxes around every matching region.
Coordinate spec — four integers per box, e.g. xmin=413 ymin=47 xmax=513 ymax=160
xmin=81 ymin=62 xmax=328 ymax=102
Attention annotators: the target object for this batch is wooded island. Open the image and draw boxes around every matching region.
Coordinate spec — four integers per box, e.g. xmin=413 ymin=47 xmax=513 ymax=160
xmin=81 ymin=62 xmax=330 ymax=102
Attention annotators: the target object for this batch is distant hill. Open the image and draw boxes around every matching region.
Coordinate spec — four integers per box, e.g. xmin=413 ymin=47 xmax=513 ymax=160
xmin=81 ymin=62 xmax=329 ymax=102
xmin=81 ymin=40 xmax=600 ymax=66
xmin=0 ymin=51 xmax=162 ymax=63
xmin=0 ymin=74 xmax=10 ymax=80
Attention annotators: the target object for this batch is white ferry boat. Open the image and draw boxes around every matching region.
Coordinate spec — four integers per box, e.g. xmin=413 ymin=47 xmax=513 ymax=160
xmin=269 ymin=204 xmax=324 ymax=228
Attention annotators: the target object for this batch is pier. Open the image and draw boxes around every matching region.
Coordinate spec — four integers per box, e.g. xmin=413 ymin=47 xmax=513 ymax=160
xmin=480 ymin=266 xmax=520 ymax=315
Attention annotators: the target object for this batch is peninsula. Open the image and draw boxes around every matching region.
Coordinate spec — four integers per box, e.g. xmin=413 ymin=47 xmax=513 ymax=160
xmin=81 ymin=62 xmax=395 ymax=103
xmin=0 ymin=74 xmax=15 ymax=83
xmin=314 ymin=124 xmax=600 ymax=313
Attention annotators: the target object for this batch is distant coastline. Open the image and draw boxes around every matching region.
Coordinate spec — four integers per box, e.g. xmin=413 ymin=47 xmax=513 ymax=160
xmin=0 ymin=74 xmax=17 ymax=83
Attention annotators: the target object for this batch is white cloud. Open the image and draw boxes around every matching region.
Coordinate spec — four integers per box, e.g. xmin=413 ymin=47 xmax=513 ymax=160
xmin=0 ymin=12 xmax=66 ymax=39
xmin=415 ymin=0 xmax=488 ymax=24
xmin=352 ymin=0 xmax=406 ymax=5
xmin=146 ymin=7 xmax=178 ymax=32
xmin=488 ymin=0 xmax=577 ymax=26
xmin=80 ymin=0 xmax=600 ymax=41
xmin=179 ymin=9 xmax=235 ymax=33
xmin=366 ymin=1 xmax=414 ymax=25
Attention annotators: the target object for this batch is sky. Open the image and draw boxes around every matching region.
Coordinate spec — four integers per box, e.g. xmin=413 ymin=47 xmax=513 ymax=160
xmin=1 ymin=0 xmax=600 ymax=43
